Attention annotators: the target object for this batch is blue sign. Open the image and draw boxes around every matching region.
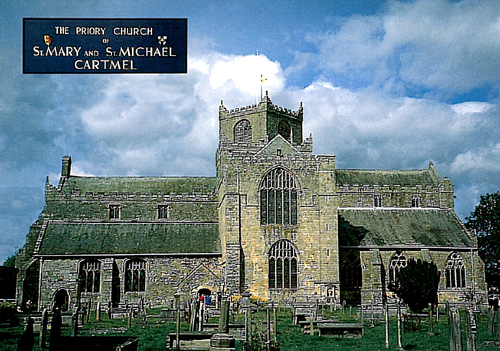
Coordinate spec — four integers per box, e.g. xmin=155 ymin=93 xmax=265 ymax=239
xmin=23 ymin=18 xmax=187 ymax=74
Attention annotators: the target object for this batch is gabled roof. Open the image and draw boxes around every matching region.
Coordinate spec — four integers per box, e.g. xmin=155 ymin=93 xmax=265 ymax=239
xmin=60 ymin=176 xmax=218 ymax=196
xmin=335 ymin=167 xmax=441 ymax=187
xmin=339 ymin=209 xmax=473 ymax=248
xmin=255 ymin=134 xmax=300 ymax=157
xmin=37 ymin=222 xmax=220 ymax=256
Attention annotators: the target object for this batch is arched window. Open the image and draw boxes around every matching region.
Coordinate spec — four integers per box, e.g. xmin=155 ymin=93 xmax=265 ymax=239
xmin=269 ymin=240 xmax=298 ymax=290
xmin=278 ymin=120 xmax=291 ymax=141
xmin=445 ymin=252 xmax=466 ymax=288
xmin=260 ymin=168 xmax=298 ymax=225
xmin=389 ymin=252 xmax=407 ymax=287
xmin=340 ymin=251 xmax=362 ymax=289
xmin=125 ymin=259 xmax=146 ymax=292
xmin=234 ymin=119 xmax=252 ymax=143
xmin=79 ymin=259 xmax=101 ymax=293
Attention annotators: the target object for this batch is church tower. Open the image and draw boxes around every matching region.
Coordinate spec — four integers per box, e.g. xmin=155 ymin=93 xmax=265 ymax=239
xmin=216 ymin=94 xmax=339 ymax=300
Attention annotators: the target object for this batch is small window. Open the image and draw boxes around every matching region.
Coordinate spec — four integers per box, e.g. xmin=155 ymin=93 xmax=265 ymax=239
xmin=158 ymin=205 xmax=170 ymax=219
xmin=411 ymin=196 xmax=420 ymax=208
xmin=109 ymin=205 xmax=120 ymax=219
xmin=374 ymin=195 xmax=382 ymax=207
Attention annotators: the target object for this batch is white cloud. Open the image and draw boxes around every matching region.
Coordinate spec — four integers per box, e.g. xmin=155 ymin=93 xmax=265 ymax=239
xmin=310 ymin=0 xmax=500 ymax=94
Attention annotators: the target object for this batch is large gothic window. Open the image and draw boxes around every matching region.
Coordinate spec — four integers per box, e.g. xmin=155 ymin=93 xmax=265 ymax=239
xmin=79 ymin=259 xmax=101 ymax=293
xmin=388 ymin=252 xmax=407 ymax=288
xmin=234 ymin=119 xmax=252 ymax=143
xmin=125 ymin=259 xmax=146 ymax=292
xmin=278 ymin=120 xmax=291 ymax=141
xmin=260 ymin=168 xmax=298 ymax=225
xmin=445 ymin=252 xmax=466 ymax=288
xmin=269 ymin=240 xmax=298 ymax=290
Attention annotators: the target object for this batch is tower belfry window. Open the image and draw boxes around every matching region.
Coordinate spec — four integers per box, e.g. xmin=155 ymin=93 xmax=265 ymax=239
xmin=260 ymin=168 xmax=298 ymax=225
xmin=234 ymin=119 xmax=252 ymax=143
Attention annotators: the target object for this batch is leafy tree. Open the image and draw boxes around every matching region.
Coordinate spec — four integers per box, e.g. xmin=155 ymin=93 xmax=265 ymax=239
xmin=465 ymin=191 xmax=500 ymax=287
xmin=389 ymin=258 xmax=440 ymax=313
xmin=3 ymin=253 xmax=16 ymax=268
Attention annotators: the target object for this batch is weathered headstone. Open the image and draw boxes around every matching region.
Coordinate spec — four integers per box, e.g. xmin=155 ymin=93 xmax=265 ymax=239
xmin=50 ymin=308 xmax=62 ymax=351
xmin=428 ymin=303 xmax=434 ymax=335
xmin=397 ymin=301 xmax=403 ymax=350
xmin=210 ymin=299 xmax=235 ymax=350
xmin=385 ymin=303 xmax=390 ymax=349
xmin=273 ymin=306 xmax=277 ymax=342
xmin=451 ymin=308 xmax=463 ymax=351
xmin=39 ymin=309 xmax=49 ymax=348
xmin=487 ymin=308 xmax=494 ymax=336
xmin=496 ymin=309 xmax=500 ymax=341
xmin=465 ymin=308 xmax=477 ymax=351
xmin=18 ymin=317 xmax=35 ymax=351
xmin=96 ymin=302 xmax=101 ymax=321
xmin=71 ymin=308 xmax=79 ymax=337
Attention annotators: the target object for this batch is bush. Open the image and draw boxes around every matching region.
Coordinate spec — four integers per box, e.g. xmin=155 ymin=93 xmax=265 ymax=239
xmin=389 ymin=258 xmax=440 ymax=313
xmin=0 ymin=302 xmax=16 ymax=324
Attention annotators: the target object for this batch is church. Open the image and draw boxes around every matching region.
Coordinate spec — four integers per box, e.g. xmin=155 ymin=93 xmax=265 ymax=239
xmin=15 ymin=93 xmax=486 ymax=312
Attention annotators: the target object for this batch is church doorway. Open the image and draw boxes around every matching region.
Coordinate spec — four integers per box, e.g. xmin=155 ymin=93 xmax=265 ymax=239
xmin=53 ymin=289 xmax=69 ymax=311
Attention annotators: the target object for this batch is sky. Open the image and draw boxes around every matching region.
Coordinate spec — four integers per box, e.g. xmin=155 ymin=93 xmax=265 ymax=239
xmin=1 ymin=0 xmax=500 ymax=264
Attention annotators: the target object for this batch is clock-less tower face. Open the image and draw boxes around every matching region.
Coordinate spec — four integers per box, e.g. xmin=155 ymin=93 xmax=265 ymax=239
xmin=278 ymin=120 xmax=291 ymax=142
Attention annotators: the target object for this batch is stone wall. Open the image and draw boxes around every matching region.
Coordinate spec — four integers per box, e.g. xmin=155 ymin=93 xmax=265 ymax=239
xmin=37 ymin=256 xmax=222 ymax=311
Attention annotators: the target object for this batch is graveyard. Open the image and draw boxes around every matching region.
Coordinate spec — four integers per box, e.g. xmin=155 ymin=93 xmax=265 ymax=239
xmin=2 ymin=298 xmax=500 ymax=351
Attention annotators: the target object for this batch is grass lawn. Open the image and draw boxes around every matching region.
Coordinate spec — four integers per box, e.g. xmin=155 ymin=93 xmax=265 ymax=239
xmin=1 ymin=306 xmax=498 ymax=350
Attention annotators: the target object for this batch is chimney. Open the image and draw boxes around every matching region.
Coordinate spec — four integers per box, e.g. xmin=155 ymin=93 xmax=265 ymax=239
xmin=61 ymin=156 xmax=72 ymax=177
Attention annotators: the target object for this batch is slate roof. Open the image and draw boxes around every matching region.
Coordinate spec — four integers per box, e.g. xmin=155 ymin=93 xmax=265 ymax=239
xmin=61 ymin=176 xmax=218 ymax=195
xmin=335 ymin=168 xmax=440 ymax=187
xmin=339 ymin=209 xmax=473 ymax=248
xmin=37 ymin=222 xmax=220 ymax=256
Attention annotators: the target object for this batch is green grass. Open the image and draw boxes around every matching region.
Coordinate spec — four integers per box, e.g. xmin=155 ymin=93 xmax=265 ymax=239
xmin=1 ymin=307 xmax=498 ymax=350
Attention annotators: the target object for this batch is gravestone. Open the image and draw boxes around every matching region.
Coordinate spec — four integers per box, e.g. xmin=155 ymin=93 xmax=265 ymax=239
xmin=210 ymin=299 xmax=235 ymax=350
xmin=39 ymin=309 xmax=48 ymax=348
xmin=18 ymin=317 xmax=35 ymax=351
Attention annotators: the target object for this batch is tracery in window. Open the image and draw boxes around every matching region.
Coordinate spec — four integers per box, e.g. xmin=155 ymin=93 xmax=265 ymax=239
xmin=260 ymin=168 xmax=297 ymax=225
xmin=79 ymin=259 xmax=101 ymax=293
xmin=125 ymin=259 xmax=146 ymax=292
xmin=445 ymin=252 xmax=466 ymax=288
xmin=389 ymin=252 xmax=407 ymax=287
xmin=269 ymin=240 xmax=298 ymax=290
xmin=234 ymin=119 xmax=252 ymax=143
xmin=109 ymin=204 xmax=120 ymax=219
xmin=411 ymin=196 xmax=420 ymax=208
xmin=158 ymin=204 xmax=170 ymax=219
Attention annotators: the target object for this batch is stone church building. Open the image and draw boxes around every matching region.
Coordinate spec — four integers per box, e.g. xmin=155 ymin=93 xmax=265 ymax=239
xmin=15 ymin=94 xmax=486 ymax=312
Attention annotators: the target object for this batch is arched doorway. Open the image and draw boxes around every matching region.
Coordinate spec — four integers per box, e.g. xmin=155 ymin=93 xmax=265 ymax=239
xmin=53 ymin=289 xmax=69 ymax=311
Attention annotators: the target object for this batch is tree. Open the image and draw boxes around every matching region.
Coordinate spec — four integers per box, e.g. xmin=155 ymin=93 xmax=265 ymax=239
xmin=465 ymin=191 xmax=500 ymax=287
xmin=389 ymin=258 xmax=440 ymax=313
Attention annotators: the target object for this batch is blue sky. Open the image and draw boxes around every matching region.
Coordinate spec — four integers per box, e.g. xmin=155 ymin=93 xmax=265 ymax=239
xmin=1 ymin=0 xmax=500 ymax=264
